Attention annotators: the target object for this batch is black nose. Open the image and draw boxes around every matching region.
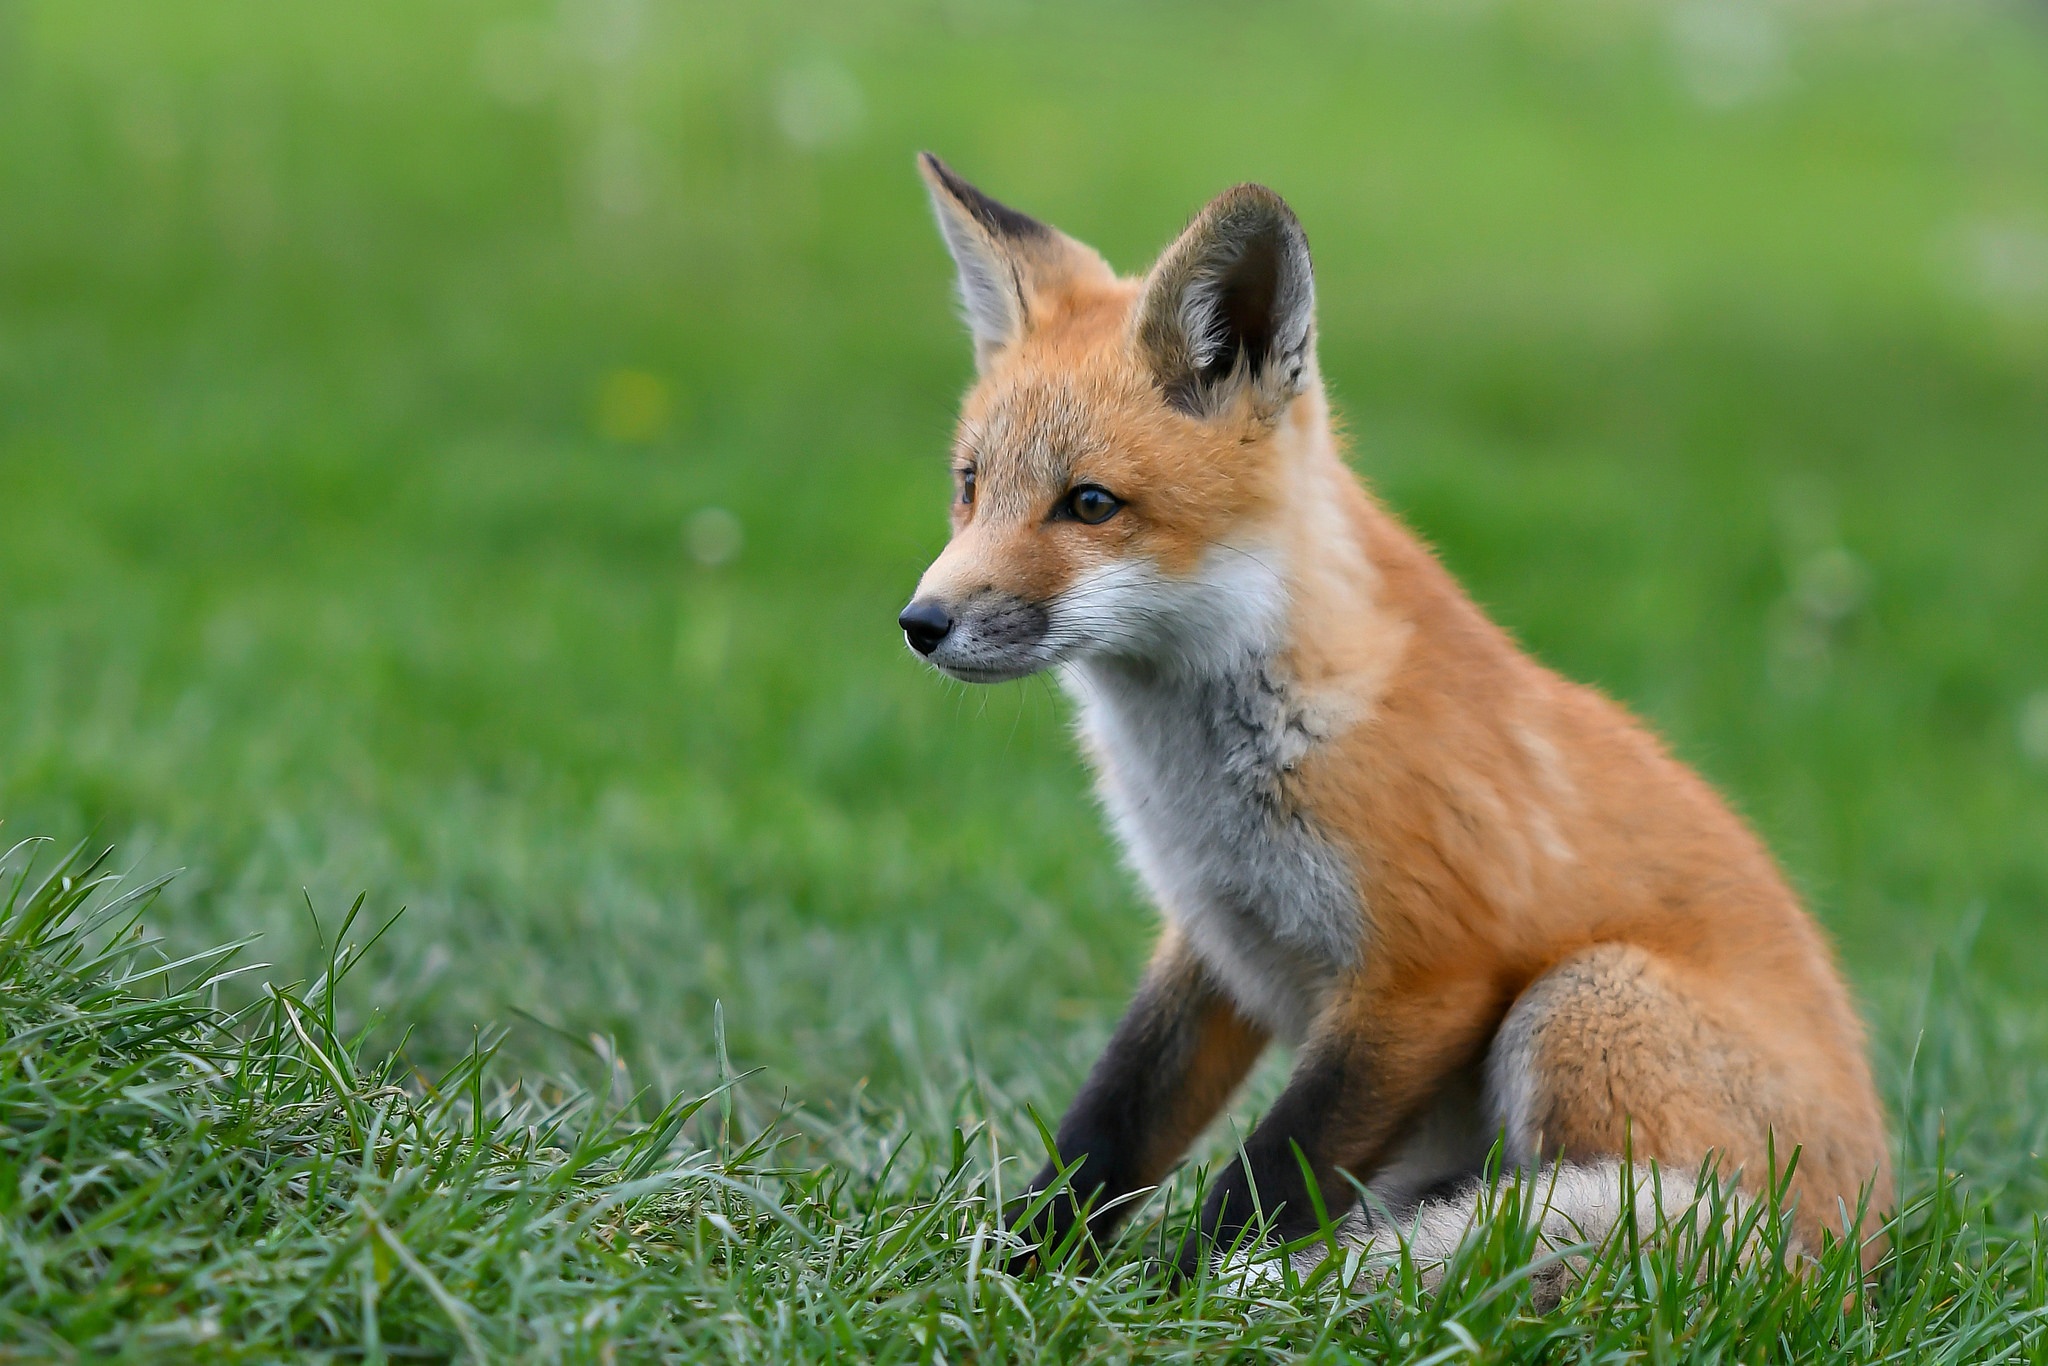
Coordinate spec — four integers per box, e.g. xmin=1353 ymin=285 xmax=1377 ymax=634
xmin=898 ymin=599 xmax=954 ymax=655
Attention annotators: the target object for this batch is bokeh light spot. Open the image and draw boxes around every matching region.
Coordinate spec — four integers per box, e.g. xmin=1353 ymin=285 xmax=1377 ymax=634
xmin=686 ymin=507 xmax=744 ymax=568
xmin=2021 ymin=693 xmax=2048 ymax=768
xmin=773 ymin=57 xmax=866 ymax=150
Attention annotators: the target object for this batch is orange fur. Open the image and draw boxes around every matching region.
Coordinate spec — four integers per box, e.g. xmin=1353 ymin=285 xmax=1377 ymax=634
xmin=905 ymin=155 xmax=1889 ymax=1271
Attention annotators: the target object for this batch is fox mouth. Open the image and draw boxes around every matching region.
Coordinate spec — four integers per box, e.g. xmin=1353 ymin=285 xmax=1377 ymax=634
xmin=929 ymin=659 xmax=1048 ymax=684
xmin=920 ymin=624 xmax=1062 ymax=683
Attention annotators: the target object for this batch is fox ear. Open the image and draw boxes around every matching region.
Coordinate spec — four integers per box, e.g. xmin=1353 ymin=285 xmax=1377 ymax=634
xmin=1135 ymin=184 xmax=1316 ymax=420
xmin=918 ymin=152 xmax=1109 ymax=371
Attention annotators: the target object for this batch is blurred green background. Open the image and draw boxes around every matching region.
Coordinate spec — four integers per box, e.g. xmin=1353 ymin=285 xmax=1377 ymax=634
xmin=1 ymin=0 xmax=2045 ymax=1109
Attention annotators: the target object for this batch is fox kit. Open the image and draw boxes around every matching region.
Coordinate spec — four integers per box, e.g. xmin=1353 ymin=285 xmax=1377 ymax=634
xmin=900 ymin=153 xmax=1890 ymax=1282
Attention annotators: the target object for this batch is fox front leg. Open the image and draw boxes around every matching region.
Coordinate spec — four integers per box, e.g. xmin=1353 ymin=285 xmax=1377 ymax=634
xmin=1172 ymin=1030 xmax=1375 ymax=1280
xmin=1006 ymin=931 xmax=1268 ymax=1272
xmin=1174 ymin=983 xmax=1491 ymax=1280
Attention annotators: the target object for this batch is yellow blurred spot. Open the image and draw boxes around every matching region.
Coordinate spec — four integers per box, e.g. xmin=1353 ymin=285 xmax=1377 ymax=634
xmin=595 ymin=369 xmax=671 ymax=443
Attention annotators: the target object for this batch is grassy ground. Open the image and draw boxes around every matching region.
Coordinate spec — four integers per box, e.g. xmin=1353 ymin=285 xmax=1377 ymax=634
xmin=5 ymin=840 xmax=2047 ymax=1361
xmin=2 ymin=0 xmax=2047 ymax=1358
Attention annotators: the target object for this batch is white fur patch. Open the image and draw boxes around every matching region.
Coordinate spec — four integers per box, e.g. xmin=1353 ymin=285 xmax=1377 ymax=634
xmin=1226 ymin=1159 xmax=1731 ymax=1310
xmin=927 ymin=207 xmax=1020 ymax=365
xmin=1515 ymin=722 xmax=1578 ymax=866
xmin=1332 ymin=1159 xmax=1706 ymax=1270
xmin=1057 ymin=544 xmax=1365 ymax=1039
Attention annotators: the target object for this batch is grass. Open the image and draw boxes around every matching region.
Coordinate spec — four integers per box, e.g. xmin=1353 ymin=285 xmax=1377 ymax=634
xmin=6 ymin=837 xmax=2048 ymax=1362
xmin=1 ymin=0 xmax=2046 ymax=1357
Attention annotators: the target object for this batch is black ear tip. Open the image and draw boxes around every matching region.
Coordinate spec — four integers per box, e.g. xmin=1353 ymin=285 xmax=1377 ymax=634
xmin=1221 ymin=181 xmax=1286 ymax=205
xmin=918 ymin=151 xmax=969 ymax=198
xmin=916 ymin=152 xmax=959 ymax=197
xmin=1209 ymin=183 xmax=1303 ymax=234
xmin=918 ymin=156 xmax=1052 ymax=244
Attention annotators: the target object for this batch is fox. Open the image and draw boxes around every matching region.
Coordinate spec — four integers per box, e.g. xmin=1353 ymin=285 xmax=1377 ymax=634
xmin=898 ymin=151 xmax=1891 ymax=1287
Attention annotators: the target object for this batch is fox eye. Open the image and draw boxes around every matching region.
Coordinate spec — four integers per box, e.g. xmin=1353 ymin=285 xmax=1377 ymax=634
xmin=1062 ymin=485 xmax=1123 ymax=525
xmin=957 ymin=467 xmax=976 ymax=505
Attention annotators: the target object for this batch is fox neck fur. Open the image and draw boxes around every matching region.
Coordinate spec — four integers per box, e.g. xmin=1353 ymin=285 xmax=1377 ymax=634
xmin=1059 ymin=390 xmax=1397 ymax=1040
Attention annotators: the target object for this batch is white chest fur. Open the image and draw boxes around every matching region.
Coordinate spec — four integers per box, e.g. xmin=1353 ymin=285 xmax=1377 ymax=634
xmin=1067 ymin=654 xmax=1365 ymax=1041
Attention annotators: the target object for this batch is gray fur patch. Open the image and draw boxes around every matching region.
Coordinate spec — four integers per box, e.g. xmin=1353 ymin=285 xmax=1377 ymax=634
xmin=1072 ymin=647 xmax=1364 ymax=1041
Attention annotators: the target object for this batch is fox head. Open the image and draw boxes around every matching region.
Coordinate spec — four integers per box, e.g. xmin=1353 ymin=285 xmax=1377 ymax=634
xmin=899 ymin=154 xmax=1325 ymax=684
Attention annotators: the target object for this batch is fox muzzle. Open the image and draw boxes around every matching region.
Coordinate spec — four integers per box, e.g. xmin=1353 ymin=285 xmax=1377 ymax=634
xmin=896 ymin=590 xmax=1052 ymax=682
